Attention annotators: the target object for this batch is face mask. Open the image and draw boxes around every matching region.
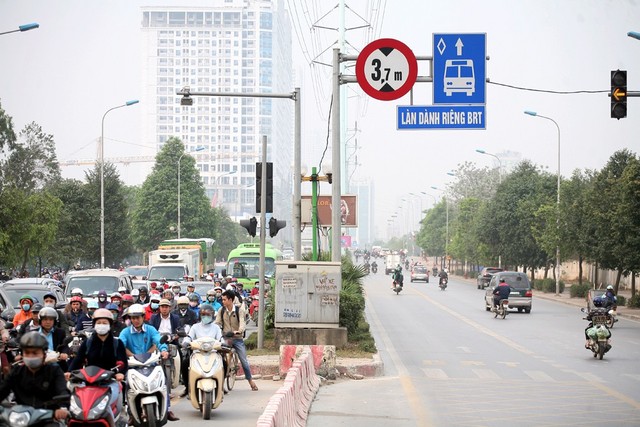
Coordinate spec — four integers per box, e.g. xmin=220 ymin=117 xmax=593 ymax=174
xmin=201 ymin=315 xmax=213 ymax=325
xmin=94 ymin=324 xmax=110 ymax=336
xmin=44 ymin=302 xmax=55 ymax=308
xmin=151 ymin=303 xmax=159 ymax=310
xmin=88 ymin=310 xmax=95 ymax=316
xmin=215 ymin=292 xmax=221 ymax=297
xmin=98 ymin=297 xmax=106 ymax=302
xmin=22 ymin=304 xmax=31 ymax=311
xmin=207 ymin=296 xmax=215 ymax=302
xmin=189 ymin=302 xmax=198 ymax=307
xmin=112 ymin=313 xmax=119 ymax=321
xmin=23 ymin=356 xmax=43 ymax=370
xmin=112 ymin=301 xmax=120 ymax=306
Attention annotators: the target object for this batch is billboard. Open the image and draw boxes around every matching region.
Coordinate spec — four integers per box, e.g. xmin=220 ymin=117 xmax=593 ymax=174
xmin=301 ymin=195 xmax=357 ymax=228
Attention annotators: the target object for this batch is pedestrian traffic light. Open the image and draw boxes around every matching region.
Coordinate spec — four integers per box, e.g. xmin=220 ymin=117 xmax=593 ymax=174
xmin=240 ymin=216 xmax=258 ymax=237
xmin=268 ymin=217 xmax=286 ymax=237
xmin=611 ymin=70 xmax=627 ymax=119
xmin=255 ymin=162 xmax=273 ymax=213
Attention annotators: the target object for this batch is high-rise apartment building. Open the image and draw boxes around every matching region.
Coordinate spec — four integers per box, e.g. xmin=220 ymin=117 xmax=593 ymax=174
xmin=141 ymin=0 xmax=293 ymax=227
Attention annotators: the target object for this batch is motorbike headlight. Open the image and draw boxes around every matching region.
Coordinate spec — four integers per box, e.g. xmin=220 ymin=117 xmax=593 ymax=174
xmin=70 ymin=395 xmax=82 ymax=416
xmin=148 ymin=369 xmax=165 ymax=391
xmin=9 ymin=411 xmax=30 ymax=427
xmin=130 ymin=373 xmax=149 ymax=392
xmin=89 ymin=395 xmax=110 ymax=420
xmin=201 ymin=342 xmax=213 ymax=352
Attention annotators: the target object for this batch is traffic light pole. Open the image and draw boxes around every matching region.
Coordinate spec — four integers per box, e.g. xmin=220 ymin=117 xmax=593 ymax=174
xmin=258 ymin=135 xmax=267 ymax=349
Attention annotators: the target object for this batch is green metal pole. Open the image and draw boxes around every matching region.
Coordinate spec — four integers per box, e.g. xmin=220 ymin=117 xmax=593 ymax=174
xmin=312 ymin=167 xmax=318 ymax=261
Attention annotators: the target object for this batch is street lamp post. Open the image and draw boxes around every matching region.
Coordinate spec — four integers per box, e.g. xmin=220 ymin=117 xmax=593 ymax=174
xmin=0 ymin=22 xmax=39 ymax=36
xmin=628 ymin=31 xmax=640 ymax=40
xmin=100 ymin=100 xmax=139 ymax=269
xmin=178 ymin=146 xmax=206 ymax=239
xmin=431 ymin=186 xmax=448 ymax=270
xmin=525 ymin=110 xmax=561 ymax=295
xmin=475 ymin=149 xmax=503 ymax=184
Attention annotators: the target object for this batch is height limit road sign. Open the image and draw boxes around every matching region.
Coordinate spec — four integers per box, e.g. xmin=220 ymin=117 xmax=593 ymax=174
xmin=356 ymin=38 xmax=418 ymax=101
xmin=433 ymin=33 xmax=486 ymax=105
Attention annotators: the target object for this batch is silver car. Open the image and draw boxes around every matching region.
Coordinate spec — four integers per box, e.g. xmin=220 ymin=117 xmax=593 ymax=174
xmin=484 ymin=271 xmax=532 ymax=313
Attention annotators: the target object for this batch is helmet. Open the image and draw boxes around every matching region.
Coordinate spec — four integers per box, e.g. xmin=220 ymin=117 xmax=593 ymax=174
xmin=105 ymin=303 xmax=119 ymax=312
xmin=187 ymin=283 xmax=195 ymax=289
xmin=43 ymin=292 xmax=57 ymax=302
xmin=138 ymin=286 xmax=148 ymax=293
xmin=111 ymin=292 xmax=122 ymax=299
xmin=149 ymin=282 xmax=158 ymax=289
xmin=92 ymin=308 xmax=114 ymax=324
xmin=38 ymin=307 xmax=58 ymax=321
xmin=127 ymin=304 xmax=145 ymax=317
xmin=131 ymin=289 xmax=140 ymax=297
xmin=163 ymin=289 xmax=174 ymax=298
xmin=206 ymin=289 xmax=216 ymax=296
xmin=214 ymin=286 xmax=223 ymax=292
xmin=97 ymin=290 xmax=107 ymax=297
xmin=87 ymin=300 xmax=99 ymax=309
xmin=177 ymin=296 xmax=190 ymax=305
xmin=607 ymin=285 xmax=614 ymax=290
xmin=199 ymin=303 xmax=214 ymax=315
xmin=31 ymin=303 xmax=43 ymax=313
xmin=593 ymin=297 xmax=604 ymax=308
xmin=20 ymin=331 xmax=48 ymax=351
xmin=150 ymin=294 xmax=161 ymax=302
xmin=70 ymin=296 xmax=83 ymax=304
xmin=20 ymin=295 xmax=34 ymax=304
xmin=118 ymin=286 xmax=127 ymax=293
xmin=71 ymin=288 xmax=84 ymax=297
xmin=122 ymin=294 xmax=134 ymax=302
xmin=188 ymin=294 xmax=200 ymax=302
xmin=226 ymin=284 xmax=235 ymax=291
xmin=171 ymin=284 xmax=181 ymax=292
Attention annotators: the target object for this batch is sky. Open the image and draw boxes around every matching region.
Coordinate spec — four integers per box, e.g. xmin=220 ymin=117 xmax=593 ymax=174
xmin=1 ymin=0 xmax=639 ymax=241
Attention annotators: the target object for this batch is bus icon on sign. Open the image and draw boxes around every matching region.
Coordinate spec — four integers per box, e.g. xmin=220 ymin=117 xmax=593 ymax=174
xmin=443 ymin=59 xmax=475 ymax=96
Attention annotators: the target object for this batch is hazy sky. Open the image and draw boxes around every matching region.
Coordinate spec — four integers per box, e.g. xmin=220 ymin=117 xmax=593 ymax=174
xmin=1 ymin=0 xmax=639 ymax=240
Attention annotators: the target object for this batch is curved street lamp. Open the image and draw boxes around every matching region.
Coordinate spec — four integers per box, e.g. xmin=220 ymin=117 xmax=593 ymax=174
xmin=475 ymin=148 xmax=503 ymax=184
xmin=0 ymin=22 xmax=39 ymax=36
xmin=100 ymin=100 xmax=139 ymax=269
xmin=524 ymin=110 xmax=561 ymax=295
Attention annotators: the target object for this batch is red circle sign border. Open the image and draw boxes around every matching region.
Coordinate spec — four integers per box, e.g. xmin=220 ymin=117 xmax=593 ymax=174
xmin=355 ymin=38 xmax=418 ymax=101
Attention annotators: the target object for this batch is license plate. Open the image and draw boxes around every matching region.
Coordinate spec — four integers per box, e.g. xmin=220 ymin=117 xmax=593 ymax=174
xmin=592 ymin=315 xmax=608 ymax=324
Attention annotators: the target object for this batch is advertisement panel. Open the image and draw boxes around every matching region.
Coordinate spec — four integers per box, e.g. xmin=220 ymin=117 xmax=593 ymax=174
xmin=301 ymin=195 xmax=357 ymax=227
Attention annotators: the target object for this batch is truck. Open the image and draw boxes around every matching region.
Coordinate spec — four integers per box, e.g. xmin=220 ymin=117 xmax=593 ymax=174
xmin=385 ymin=252 xmax=402 ymax=275
xmin=156 ymin=238 xmax=215 ymax=277
xmin=147 ymin=248 xmax=200 ymax=282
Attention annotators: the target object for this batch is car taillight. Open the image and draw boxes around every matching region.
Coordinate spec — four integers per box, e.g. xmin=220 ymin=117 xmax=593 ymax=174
xmin=525 ymin=290 xmax=532 ymax=297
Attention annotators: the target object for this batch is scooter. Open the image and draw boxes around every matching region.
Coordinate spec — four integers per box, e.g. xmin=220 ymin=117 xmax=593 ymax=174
xmin=392 ymin=280 xmax=403 ymax=295
xmin=160 ymin=333 xmax=181 ymax=390
xmin=68 ymin=366 xmax=126 ymax=427
xmin=439 ymin=277 xmax=448 ymax=291
xmin=126 ymin=351 xmax=168 ymax=427
xmin=0 ymin=395 xmax=69 ymax=427
xmin=582 ymin=307 xmax=612 ymax=360
xmin=188 ymin=336 xmax=226 ymax=420
xmin=371 ymin=264 xmax=378 ymax=274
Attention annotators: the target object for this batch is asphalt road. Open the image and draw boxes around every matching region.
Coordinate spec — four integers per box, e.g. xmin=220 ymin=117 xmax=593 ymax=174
xmin=308 ymin=268 xmax=640 ymax=427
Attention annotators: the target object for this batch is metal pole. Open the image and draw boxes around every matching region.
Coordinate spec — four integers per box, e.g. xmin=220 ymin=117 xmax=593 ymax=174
xmin=177 ymin=154 xmax=184 ymax=239
xmin=258 ymin=135 xmax=267 ymax=349
xmin=554 ymin=120 xmax=561 ymax=296
xmin=293 ymin=88 xmax=302 ymax=260
xmin=312 ymin=167 xmax=318 ymax=261
xmin=331 ymin=48 xmax=342 ymax=262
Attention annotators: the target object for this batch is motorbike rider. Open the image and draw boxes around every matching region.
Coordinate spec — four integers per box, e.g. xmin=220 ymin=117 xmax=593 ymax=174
xmin=602 ymin=285 xmax=617 ymax=311
xmin=150 ymin=299 xmax=181 ymax=342
xmin=188 ymin=293 xmax=201 ymax=317
xmin=144 ymin=293 xmax=162 ymax=322
xmin=66 ymin=308 xmax=128 ymax=421
xmin=75 ymin=300 xmax=99 ymax=333
xmin=110 ymin=292 xmax=123 ymax=310
xmin=96 ymin=290 xmax=109 ymax=308
xmin=371 ymin=260 xmax=378 ymax=272
xmin=38 ymin=307 xmax=70 ymax=370
xmin=106 ymin=303 xmax=126 ymax=336
xmin=118 ymin=304 xmax=179 ymax=422
xmin=392 ymin=265 xmax=404 ymax=288
xmin=174 ymin=296 xmax=198 ymax=329
xmin=205 ymin=288 xmax=223 ymax=312
xmin=43 ymin=292 xmax=70 ymax=335
xmin=185 ymin=283 xmax=201 ymax=303
xmin=13 ymin=294 xmax=36 ymax=326
xmin=162 ymin=289 xmax=177 ymax=310
xmin=0 ymin=331 xmax=70 ymax=425
xmin=492 ymin=278 xmax=511 ymax=309
xmin=64 ymin=296 xmax=85 ymax=332
xmin=180 ymin=303 xmax=222 ymax=398
xmin=438 ymin=268 xmax=449 ymax=285
xmin=18 ymin=303 xmax=43 ymax=337
xmin=215 ymin=290 xmax=258 ymax=391
xmin=171 ymin=284 xmax=182 ymax=297
xmin=136 ymin=286 xmax=150 ymax=305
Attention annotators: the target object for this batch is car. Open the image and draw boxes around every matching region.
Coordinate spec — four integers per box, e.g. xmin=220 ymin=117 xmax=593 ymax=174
xmin=64 ymin=269 xmax=133 ymax=301
xmin=125 ymin=265 xmax=148 ymax=280
xmin=477 ymin=267 xmax=504 ymax=289
xmin=0 ymin=279 xmax=67 ymax=314
xmin=410 ymin=265 xmax=430 ymax=283
xmin=484 ymin=271 xmax=532 ymax=313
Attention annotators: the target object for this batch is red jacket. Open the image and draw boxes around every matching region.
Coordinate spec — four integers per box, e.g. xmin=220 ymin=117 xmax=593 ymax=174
xmin=144 ymin=305 xmax=158 ymax=322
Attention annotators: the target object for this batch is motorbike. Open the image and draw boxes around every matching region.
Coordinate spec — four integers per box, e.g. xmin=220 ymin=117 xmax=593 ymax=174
xmin=392 ymin=280 xmax=403 ymax=295
xmin=0 ymin=398 xmax=68 ymax=427
xmin=188 ymin=336 xmax=226 ymax=420
xmin=67 ymin=366 xmax=126 ymax=427
xmin=371 ymin=264 xmax=378 ymax=274
xmin=493 ymin=299 xmax=509 ymax=319
xmin=160 ymin=333 xmax=181 ymax=390
xmin=582 ymin=307 xmax=612 ymax=360
xmin=439 ymin=277 xmax=448 ymax=290
xmin=126 ymin=351 xmax=168 ymax=427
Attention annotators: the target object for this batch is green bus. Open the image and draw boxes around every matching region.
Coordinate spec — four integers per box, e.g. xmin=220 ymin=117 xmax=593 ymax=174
xmin=226 ymin=243 xmax=283 ymax=288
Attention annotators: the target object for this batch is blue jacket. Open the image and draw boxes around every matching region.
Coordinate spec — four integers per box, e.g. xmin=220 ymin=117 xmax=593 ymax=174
xmin=149 ymin=312 xmax=181 ymax=335
xmin=118 ymin=324 xmax=167 ymax=355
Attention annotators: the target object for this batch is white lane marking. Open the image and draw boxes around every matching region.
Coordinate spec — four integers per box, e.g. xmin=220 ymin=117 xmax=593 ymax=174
xmin=422 ymin=368 xmax=449 ymax=380
xmin=472 ymin=369 xmax=500 ymax=379
xmin=497 ymin=361 xmax=520 ymax=368
xmin=524 ymin=370 xmax=556 ymax=382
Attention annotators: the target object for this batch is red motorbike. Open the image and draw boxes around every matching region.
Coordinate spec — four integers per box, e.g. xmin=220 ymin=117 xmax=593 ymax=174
xmin=67 ymin=366 xmax=126 ymax=427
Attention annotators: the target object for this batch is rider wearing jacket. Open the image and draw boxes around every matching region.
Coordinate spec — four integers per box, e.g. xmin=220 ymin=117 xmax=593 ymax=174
xmin=493 ymin=278 xmax=511 ymax=308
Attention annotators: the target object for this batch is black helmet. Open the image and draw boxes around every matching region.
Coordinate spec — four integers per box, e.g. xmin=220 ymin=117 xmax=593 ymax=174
xmin=20 ymin=331 xmax=48 ymax=351
xmin=43 ymin=292 xmax=57 ymax=302
xmin=139 ymin=286 xmax=148 ymax=293
xmin=31 ymin=303 xmax=44 ymax=313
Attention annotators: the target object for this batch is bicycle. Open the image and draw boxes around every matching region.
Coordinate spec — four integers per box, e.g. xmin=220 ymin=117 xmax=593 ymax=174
xmin=493 ymin=299 xmax=509 ymax=319
xmin=221 ymin=335 xmax=240 ymax=392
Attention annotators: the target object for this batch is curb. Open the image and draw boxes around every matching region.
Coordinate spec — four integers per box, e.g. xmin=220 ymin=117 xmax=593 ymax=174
xmin=335 ymin=352 xmax=384 ymax=378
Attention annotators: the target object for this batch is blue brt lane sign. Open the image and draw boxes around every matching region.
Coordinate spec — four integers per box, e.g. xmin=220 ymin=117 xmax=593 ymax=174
xmin=397 ymin=105 xmax=485 ymax=130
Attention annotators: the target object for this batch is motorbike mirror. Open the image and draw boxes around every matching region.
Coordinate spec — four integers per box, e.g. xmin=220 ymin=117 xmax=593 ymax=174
xmin=160 ymin=334 xmax=170 ymax=344
xmin=580 ymin=307 xmax=587 ymax=313
xmin=3 ymin=322 xmax=13 ymax=330
xmin=224 ymin=331 xmax=235 ymax=338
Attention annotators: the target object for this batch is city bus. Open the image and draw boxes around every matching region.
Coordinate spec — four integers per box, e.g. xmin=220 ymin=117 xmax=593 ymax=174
xmin=225 ymin=243 xmax=283 ymax=288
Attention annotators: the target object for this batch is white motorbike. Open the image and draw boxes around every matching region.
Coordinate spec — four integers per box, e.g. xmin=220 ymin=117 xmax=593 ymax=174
xmin=126 ymin=351 xmax=168 ymax=427
xmin=188 ymin=337 xmax=226 ymax=420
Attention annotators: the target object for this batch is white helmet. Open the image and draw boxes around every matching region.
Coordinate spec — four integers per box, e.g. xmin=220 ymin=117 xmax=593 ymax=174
xmin=607 ymin=285 xmax=614 ymax=290
xmin=131 ymin=289 xmax=140 ymax=297
xmin=127 ymin=304 xmax=145 ymax=317
xmin=71 ymin=288 xmax=84 ymax=297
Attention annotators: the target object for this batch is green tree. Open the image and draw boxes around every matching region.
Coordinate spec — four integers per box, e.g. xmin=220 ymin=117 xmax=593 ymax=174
xmin=3 ymin=122 xmax=61 ymax=192
xmin=449 ymin=197 xmax=492 ymax=269
xmin=448 ymin=161 xmax=500 ymax=202
xmin=84 ymin=163 xmax=133 ymax=266
xmin=0 ymin=187 xmax=62 ymax=271
xmin=0 ymin=101 xmax=17 ymax=157
xmin=416 ymin=200 xmax=447 ymax=258
xmin=132 ymin=138 xmax=215 ymax=252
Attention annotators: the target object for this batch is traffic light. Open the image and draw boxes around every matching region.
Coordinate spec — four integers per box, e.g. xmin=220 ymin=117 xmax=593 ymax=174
xmin=255 ymin=162 xmax=273 ymax=213
xmin=268 ymin=217 xmax=287 ymax=237
xmin=240 ymin=216 xmax=258 ymax=237
xmin=611 ymin=70 xmax=627 ymax=119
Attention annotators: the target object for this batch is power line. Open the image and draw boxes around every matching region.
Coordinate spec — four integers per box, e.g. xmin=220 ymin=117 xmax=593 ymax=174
xmin=489 ymin=81 xmax=609 ymax=95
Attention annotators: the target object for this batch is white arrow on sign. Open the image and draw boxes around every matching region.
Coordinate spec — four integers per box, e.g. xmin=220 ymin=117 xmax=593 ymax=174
xmin=455 ymin=38 xmax=464 ymax=56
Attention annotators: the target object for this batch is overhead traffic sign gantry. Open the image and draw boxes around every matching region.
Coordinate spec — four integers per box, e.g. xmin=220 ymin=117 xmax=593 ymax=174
xmin=355 ymin=38 xmax=418 ymax=101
